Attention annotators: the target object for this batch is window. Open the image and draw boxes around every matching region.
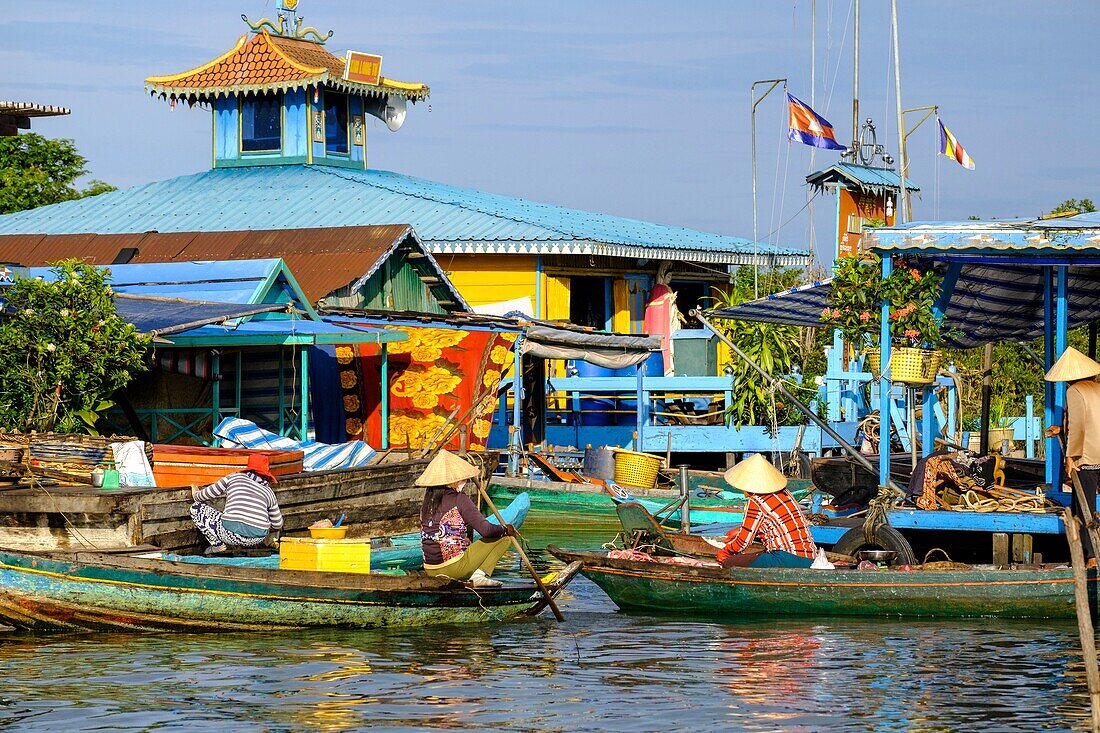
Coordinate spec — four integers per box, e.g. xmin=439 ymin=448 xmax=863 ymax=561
xmin=240 ymin=91 xmax=282 ymax=152
xmin=324 ymin=91 xmax=349 ymax=154
xmin=569 ymin=276 xmax=610 ymax=330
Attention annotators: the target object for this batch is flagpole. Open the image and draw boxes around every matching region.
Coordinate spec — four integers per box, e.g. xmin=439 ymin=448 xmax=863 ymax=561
xmin=890 ymin=0 xmax=908 ymax=223
xmin=900 ymin=105 xmax=937 ymax=221
xmin=750 ymin=78 xmax=786 ymax=299
xmin=808 ymin=0 xmax=817 ymax=271
xmin=851 ymin=0 xmax=860 ymax=153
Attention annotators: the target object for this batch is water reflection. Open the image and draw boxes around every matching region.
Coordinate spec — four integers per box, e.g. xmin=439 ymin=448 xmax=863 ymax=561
xmin=0 ymin=544 xmax=1093 ymax=730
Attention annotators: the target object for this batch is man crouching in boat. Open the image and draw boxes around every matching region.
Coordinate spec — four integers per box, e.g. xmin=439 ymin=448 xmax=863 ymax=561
xmin=716 ymin=454 xmax=817 ymax=569
xmin=190 ymin=454 xmax=284 ymax=555
xmin=418 ymin=450 xmax=516 ymax=587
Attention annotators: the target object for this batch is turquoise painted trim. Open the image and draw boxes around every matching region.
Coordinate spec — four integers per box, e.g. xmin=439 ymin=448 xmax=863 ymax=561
xmin=921 ymin=386 xmax=935 ymax=457
xmin=299 ymin=348 xmax=309 ymax=440
xmin=164 ymin=332 xmax=403 ymax=347
xmin=212 ymin=352 xmax=221 ymax=435
xmin=933 ymin=262 xmax=963 ymax=319
xmin=214 ymin=96 xmax=239 ymax=163
xmin=278 ymin=348 xmax=286 ymax=436
xmin=215 ymin=156 xmax=309 ymax=168
xmin=249 ymin=260 xmax=319 ymax=321
xmin=878 ymin=255 xmax=893 ymax=487
xmin=381 ymin=343 xmax=390 ymax=449
xmin=311 ymin=157 xmax=372 ymax=171
xmin=1026 ymin=394 xmax=1036 ymax=459
xmin=349 ymin=95 xmax=364 ymax=165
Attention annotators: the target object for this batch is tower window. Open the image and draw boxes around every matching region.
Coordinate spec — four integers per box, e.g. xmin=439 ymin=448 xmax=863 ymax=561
xmin=324 ymin=91 xmax=349 ymax=154
xmin=240 ymin=91 xmax=282 ymax=152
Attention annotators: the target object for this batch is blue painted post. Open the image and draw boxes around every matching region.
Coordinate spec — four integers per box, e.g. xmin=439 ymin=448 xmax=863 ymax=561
xmin=235 ymin=352 xmax=243 ymax=421
xmin=278 ymin=348 xmax=286 ymax=436
xmin=947 ymin=364 xmax=957 ymax=442
xmin=1025 ymin=394 xmax=1035 ymax=459
xmin=827 ymin=330 xmax=843 ymax=421
xmin=636 ymin=363 xmax=647 ymax=448
xmin=510 ymin=335 xmax=524 ymax=475
xmin=921 ymin=386 xmax=935 ymax=457
xmin=380 ymin=343 xmax=389 ymax=449
xmin=1044 ymin=268 xmax=1056 ymax=484
xmin=878 ymin=255 xmax=893 ymax=488
xmin=1052 ymin=265 xmax=1069 ymax=488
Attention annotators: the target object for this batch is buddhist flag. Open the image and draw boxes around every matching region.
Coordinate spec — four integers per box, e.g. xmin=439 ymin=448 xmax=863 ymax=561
xmin=787 ymin=92 xmax=847 ymax=151
xmin=938 ymin=119 xmax=975 ymax=170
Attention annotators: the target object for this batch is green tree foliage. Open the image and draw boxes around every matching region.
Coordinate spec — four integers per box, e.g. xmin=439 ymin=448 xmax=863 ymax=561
xmin=0 ymin=133 xmax=116 ymax=214
xmin=0 ymin=260 xmax=149 ymax=433
xmin=1049 ymin=198 xmax=1096 ymax=216
xmin=710 ymin=266 xmax=825 ymax=428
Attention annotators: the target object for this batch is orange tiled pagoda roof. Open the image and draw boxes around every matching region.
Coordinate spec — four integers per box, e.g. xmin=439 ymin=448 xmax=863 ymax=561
xmin=145 ymin=31 xmax=429 ymax=101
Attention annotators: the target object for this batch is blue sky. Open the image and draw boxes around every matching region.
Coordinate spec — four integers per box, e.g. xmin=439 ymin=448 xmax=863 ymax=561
xmin=3 ymin=1 xmax=1097 ymax=259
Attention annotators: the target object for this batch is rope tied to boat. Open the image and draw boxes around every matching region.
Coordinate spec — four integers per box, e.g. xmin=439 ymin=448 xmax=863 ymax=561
xmin=862 ymin=485 xmax=904 ymax=546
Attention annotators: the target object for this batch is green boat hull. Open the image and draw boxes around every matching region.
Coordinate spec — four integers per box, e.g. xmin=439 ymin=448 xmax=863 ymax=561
xmin=549 ymin=547 xmax=1096 ymax=619
xmin=0 ymin=549 xmax=580 ymax=632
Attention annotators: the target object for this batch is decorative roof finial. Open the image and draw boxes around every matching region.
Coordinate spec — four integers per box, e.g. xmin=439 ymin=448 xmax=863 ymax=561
xmin=242 ymin=1 xmax=333 ymax=44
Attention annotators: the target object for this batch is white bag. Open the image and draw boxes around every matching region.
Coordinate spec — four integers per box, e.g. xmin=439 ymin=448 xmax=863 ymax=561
xmin=810 ymin=547 xmax=835 ymax=570
xmin=109 ymin=441 xmax=156 ymax=487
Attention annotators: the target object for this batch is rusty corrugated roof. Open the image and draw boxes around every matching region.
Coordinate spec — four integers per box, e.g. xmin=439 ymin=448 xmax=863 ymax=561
xmin=0 ymin=224 xmax=467 ymax=309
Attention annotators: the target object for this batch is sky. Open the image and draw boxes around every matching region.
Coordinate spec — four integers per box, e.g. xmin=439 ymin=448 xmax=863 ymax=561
xmin=3 ymin=1 xmax=1098 ymax=261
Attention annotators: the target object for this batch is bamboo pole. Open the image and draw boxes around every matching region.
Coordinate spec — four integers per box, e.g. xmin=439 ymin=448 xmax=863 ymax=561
xmin=1063 ymin=508 xmax=1100 ymax=733
xmin=475 ymin=480 xmax=565 ymax=622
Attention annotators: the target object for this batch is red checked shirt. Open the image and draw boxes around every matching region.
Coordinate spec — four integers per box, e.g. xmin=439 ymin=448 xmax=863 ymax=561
xmin=722 ymin=489 xmax=817 ymax=560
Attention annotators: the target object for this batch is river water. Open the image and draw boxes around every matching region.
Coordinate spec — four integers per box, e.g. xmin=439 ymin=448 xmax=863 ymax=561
xmin=0 ymin=516 xmax=1093 ymax=732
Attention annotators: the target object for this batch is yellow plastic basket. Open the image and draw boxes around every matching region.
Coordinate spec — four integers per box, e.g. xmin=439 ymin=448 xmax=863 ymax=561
xmin=864 ymin=348 xmax=881 ymax=379
xmin=611 ymin=449 xmax=663 ymax=489
xmin=890 ymin=347 xmax=943 ymax=385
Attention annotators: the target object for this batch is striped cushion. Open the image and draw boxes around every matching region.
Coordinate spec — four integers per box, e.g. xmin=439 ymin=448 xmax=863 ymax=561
xmin=213 ymin=418 xmax=376 ymax=471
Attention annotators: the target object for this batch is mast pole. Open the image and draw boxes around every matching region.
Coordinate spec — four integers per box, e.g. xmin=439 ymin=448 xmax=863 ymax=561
xmin=851 ymin=0 xmax=860 ymax=152
xmin=891 ymin=0 xmax=909 ymax=223
xmin=808 ymin=0 xmax=816 ymax=268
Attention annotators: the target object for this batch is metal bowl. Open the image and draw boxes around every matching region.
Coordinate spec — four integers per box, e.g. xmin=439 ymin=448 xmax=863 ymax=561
xmin=858 ymin=549 xmax=898 ymax=564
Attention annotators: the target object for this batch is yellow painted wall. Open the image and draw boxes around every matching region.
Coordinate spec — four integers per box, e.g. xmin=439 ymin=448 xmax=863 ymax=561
xmin=440 ymin=255 xmax=539 ymax=310
xmin=543 ymin=274 xmax=570 ymax=321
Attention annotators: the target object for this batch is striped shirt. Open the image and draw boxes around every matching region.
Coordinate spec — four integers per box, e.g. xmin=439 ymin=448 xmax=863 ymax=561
xmin=724 ymin=489 xmax=817 ymax=559
xmin=195 ymin=471 xmax=283 ymax=537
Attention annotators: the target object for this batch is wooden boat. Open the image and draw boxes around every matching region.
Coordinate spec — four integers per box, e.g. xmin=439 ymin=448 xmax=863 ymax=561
xmin=0 ymin=450 xmax=499 ymax=552
xmin=547 ymin=545 xmax=1095 ymax=619
xmin=489 ymin=474 xmax=811 ymax=526
xmin=0 ymin=547 xmax=582 ymax=631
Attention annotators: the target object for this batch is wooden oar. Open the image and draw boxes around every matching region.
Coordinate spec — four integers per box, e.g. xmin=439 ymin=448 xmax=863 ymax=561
xmin=475 ymin=480 xmax=565 ymax=622
xmin=1063 ymin=508 xmax=1100 ymax=733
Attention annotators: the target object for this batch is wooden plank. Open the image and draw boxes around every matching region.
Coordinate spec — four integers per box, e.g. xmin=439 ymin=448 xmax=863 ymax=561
xmin=992 ymin=533 xmax=1009 ymax=568
xmin=1012 ymin=533 xmax=1034 ymax=564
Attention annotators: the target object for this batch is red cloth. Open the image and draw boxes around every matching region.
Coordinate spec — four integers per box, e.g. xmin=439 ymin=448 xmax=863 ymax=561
xmin=720 ymin=489 xmax=817 ymax=560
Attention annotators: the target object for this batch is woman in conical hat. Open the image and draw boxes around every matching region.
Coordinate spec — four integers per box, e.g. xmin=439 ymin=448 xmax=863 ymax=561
xmin=417 ymin=450 xmax=518 ymax=585
xmin=715 ymin=454 xmax=818 ymax=569
xmin=1046 ymin=347 xmax=1100 ymax=562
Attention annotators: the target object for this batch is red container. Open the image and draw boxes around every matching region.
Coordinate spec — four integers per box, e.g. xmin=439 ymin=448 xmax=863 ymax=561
xmin=152 ymin=445 xmax=304 ymax=487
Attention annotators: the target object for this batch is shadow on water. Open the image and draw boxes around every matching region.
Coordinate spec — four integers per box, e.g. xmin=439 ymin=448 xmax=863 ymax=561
xmin=0 ymin=514 xmax=1093 ymax=731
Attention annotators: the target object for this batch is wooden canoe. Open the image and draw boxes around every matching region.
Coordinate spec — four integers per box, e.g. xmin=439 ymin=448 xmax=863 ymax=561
xmin=547 ymin=546 xmax=1096 ymax=619
xmin=0 ymin=450 xmax=499 ymax=552
xmin=0 ymin=547 xmax=581 ymax=631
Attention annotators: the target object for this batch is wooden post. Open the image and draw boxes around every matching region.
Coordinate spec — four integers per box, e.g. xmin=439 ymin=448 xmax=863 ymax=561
xmin=1063 ymin=508 xmax=1100 ymax=733
xmin=1012 ymin=533 xmax=1034 ymax=565
xmin=992 ymin=532 xmax=1009 ymax=568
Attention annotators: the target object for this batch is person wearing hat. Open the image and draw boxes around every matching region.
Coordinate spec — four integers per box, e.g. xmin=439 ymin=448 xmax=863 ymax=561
xmin=189 ymin=453 xmax=284 ymax=555
xmin=418 ymin=450 xmax=517 ymax=586
xmin=715 ymin=454 xmax=818 ymax=569
xmin=1045 ymin=346 xmax=1100 ymax=561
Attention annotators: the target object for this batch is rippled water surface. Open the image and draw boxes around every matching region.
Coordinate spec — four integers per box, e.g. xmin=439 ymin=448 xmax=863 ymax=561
xmin=0 ymin=516 xmax=1094 ymax=731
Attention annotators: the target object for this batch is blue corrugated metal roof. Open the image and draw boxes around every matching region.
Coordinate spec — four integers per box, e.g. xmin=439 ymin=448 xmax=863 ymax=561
xmin=22 ymin=258 xmax=318 ymax=317
xmin=0 ymin=165 xmax=807 ymax=266
xmin=806 ymin=162 xmax=918 ymax=193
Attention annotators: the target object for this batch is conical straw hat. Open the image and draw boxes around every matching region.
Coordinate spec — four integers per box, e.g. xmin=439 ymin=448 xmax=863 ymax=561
xmin=415 ymin=449 xmax=481 ymax=487
xmin=1044 ymin=347 xmax=1100 ymax=382
xmin=723 ymin=454 xmax=788 ymax=495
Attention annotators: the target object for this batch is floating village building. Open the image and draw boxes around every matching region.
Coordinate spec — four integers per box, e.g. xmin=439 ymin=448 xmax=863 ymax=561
xmin=0 ymin=1 xmax=805 ymax=454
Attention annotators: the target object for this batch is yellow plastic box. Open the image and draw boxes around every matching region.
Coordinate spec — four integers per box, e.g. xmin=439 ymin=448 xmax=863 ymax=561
xmin=279 ymin=537 xmax=372 ymax=574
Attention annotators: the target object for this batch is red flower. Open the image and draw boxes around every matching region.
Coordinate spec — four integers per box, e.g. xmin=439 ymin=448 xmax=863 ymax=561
xmin=859 ymin=311 xmax=872 ymax=322
xmin=904 ymin=329 xmax=920 ymax=339
xmin=911 ymin=269 xmax=922 ymax=281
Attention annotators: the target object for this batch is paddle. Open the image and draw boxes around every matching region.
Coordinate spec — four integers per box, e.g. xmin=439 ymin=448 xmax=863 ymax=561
xmin=475 ymin=480 xmax=565 ymax=622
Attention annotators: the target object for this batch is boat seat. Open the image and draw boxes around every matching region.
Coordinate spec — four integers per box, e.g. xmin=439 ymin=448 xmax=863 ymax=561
xmin=615 ymin=501 xmax=673 ymax=551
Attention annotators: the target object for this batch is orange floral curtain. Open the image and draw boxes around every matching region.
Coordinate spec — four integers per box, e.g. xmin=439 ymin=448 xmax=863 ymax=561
xmin=348 ymin=326 xmax=517 ymax=451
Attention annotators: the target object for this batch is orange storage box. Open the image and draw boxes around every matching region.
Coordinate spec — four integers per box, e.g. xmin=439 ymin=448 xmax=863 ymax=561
xmin=152 ymin=445 xmax=304 ymax=487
